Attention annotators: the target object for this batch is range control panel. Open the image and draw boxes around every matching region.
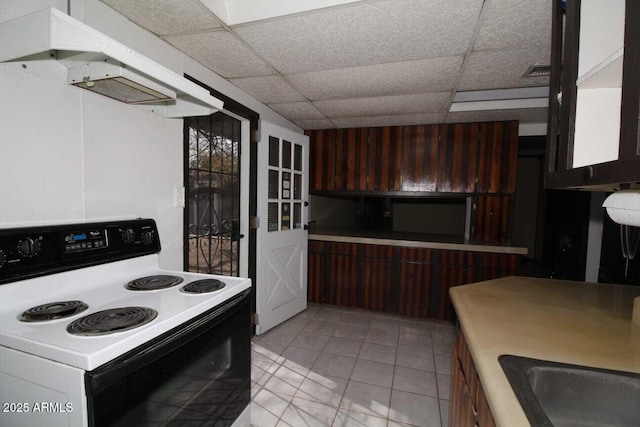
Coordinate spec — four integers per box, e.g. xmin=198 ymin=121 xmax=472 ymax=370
xmin=0 ymin=219 xmax=160 ymax=285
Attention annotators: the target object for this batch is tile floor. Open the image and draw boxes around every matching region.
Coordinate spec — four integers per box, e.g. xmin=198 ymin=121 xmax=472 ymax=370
xmin=250 ymin=304 xmax=455 ymax=427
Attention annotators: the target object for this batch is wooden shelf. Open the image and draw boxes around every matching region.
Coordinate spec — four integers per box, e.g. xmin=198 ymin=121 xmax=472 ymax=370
xmin=576 ymin=48 xmax=623 ymax=88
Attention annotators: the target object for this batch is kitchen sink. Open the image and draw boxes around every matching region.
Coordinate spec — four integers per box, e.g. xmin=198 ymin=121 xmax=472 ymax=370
xmin=498 ymin=355 xmax=640 ymax=427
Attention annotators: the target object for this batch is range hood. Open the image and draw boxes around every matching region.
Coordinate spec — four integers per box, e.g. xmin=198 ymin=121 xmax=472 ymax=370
xmin=0 ymin=8 xmax=223 ymax=117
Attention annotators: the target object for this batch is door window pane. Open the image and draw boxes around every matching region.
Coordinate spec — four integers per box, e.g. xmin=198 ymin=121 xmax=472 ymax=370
xmin=293 ymin=174 xmax=302 ymax=200
xmin=268 ymin=170 xmax=279 ymax=199
xmin=282 ymin=172 xmax=291 ymax=199
xmin=281 ymin=203 xmax=290 ymax=230
xmin=293 ymin=203 xmax=301 ymax=229
xmin=268 ymin=203 xmax=278 ymax=232
xmin=294 ymin=144 xmax=302 ymax=171
xmin=269 ymin=136 xmax=279 ymax=167
xmin=282 ymin=140 xmax=292 ymax=169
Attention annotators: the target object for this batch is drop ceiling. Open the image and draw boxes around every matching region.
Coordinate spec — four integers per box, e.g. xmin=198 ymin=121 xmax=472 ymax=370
xmin=101 ymin=0 xmax=551 ymax=130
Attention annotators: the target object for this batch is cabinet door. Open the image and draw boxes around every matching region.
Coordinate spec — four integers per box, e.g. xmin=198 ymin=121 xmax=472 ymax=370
xmin=397 ymin=247 xmax=432 ymax=317
xmin=473 ymin=195 xmax=512 ymax=243
xmin=361 ymin=244 xmax=395 ymax=312
xmin=401 ymin=125 xmax=439 ymax=191
xmin=437 ymin=251 xmax=474 ymax=321
xmin=545 ymin=0 xmax=640 ymax=188
xmin=438 ymin=123 xmax=479 ymax=193
xmin=367 ymin=126 xmax=403 ymax=191
xmin=326 ymin=242 xmax=359 ymax=307
xmin=308 ymin=240 xmax=325 ymax=304
xmin=476 ymin=121 xmax=518 ymax=193
xmin=308 ymin=129 xmax=336 ymax=191
xmin=334 ymin=128 xmax=368 ymax=191
xmin=450 ymin=356 xmax=477 ymax=427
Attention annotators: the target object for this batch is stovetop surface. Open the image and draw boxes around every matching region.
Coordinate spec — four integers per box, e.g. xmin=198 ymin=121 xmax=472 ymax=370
xmin=0 ymin=255 xmax=251 ymax=371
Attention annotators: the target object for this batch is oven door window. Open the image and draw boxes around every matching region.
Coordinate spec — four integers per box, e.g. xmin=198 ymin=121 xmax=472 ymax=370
xmin=86 ymin=295 xmax=250 ymax=427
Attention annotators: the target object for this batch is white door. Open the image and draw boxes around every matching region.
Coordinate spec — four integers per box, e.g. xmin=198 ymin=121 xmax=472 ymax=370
xmin=255 ymin=121 xmax=309 ymax=335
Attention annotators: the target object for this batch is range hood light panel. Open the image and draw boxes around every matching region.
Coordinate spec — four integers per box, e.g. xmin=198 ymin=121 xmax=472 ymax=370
xmin=68 ymin=60 xmax=177 ymax=104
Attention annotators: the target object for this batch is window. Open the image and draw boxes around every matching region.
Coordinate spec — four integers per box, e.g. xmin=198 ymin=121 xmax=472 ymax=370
xmin=185 ymin=113 xmax=241 ymax=276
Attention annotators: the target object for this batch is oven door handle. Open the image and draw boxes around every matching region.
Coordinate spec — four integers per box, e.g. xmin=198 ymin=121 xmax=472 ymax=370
xmin=85 ymin=288 xmax=250 ymax=395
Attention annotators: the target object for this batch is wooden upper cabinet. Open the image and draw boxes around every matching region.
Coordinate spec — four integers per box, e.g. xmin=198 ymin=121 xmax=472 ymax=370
xmin=307 ymin=129 xmax=336 ymax=191
xmin=546 ymin=0 xmax=640 ymax=189
xmin=438 ymin=123 xmax=479 ymax=193
xmin=476 ymin=121 xmax=519 ymax=193
xmin=307 ymin=121 xmax=518 ymax=195
xmin=401 ymin=125 xmax=439 ymax=192
xmin=368 ymin=126 xmax=403 ymax=191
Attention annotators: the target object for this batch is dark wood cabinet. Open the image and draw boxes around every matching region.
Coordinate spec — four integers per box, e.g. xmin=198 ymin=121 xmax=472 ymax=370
xmin=306 ymin=121 xmax=518 ymax=196
xmin=449 ymin=328 xmax=496 ymax=427
xmin=437 ymin=123 xmax=478 ymax=193
xmin=473 ymin=195 xmax=512 ymax=243
xmin=308 ymin=240 xmax=519 ymax=321
xmin=545 ymin=0 xmax=640 ymax=189
xmin=402 ymin=125 xmax=439 ymax=192
xmin=476 ymin=121 xmax=519 ymax=193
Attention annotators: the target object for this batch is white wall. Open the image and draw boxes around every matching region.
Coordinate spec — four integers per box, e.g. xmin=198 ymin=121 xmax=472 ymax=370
xmin=0 ymin=0 xmax=304 ymax=270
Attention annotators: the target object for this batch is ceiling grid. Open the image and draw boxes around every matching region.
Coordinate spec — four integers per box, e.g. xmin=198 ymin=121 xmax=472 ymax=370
xmin=101 ymin=0 xmax=551 ymax=129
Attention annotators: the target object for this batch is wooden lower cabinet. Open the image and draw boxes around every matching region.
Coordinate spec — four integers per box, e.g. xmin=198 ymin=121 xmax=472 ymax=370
xmin=449 ymin=329 xmax=496 ymax=427
xmin=308 ymin=240 xmax=519 ymax=321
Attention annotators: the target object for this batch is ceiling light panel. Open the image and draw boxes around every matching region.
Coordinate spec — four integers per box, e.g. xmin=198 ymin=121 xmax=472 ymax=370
xmin=229 ymin=75 xmax=305 ymax=104
xmin=101 ymin=0 xmax=222 ymax=36
xmin=164 ymin=31 xmax=274 ymax=79
xmin=459 ymin=47 xmax=550 ymax=91
xmin=287 ymin=56 xmax=463 ymax=101
xmin=294 ymin=119 xmax=336 ymax=130
xmin=445 ymin=107 xmax=549 ymax=123
xmin=268 ymin=101 xmax=326 ymax=120
xmin=314 ymin=93 xmax=451 ymax=118
xmin=331 ymin=113 xmax=445 ymax=128
xmin=474 ymin=0 xmax=552 ymax=51
xmin=233 ymin=0 xmax=483 ymax=74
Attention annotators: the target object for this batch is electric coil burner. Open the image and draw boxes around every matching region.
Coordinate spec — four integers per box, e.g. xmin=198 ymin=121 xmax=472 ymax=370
xmin=125 ymin=274 xmax=183 ymax=291
xmin=19 ymin=300 xmax=89 ymax=322
xmin=67 ymin=307 xmax=158 ymax=336
xmin=0 ymin=218 xmax=252 ymax=427
xmin=181 ymin=278 xmax=226 ymax=294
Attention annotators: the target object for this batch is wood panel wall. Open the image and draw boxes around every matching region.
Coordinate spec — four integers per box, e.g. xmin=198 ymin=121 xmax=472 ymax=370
xmin=308 ymin=241 xmax=519 ymax=321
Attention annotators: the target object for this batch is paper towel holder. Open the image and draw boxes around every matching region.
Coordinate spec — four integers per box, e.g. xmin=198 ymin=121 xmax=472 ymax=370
xmin=602 ymin=190 xmax=640 ymax=227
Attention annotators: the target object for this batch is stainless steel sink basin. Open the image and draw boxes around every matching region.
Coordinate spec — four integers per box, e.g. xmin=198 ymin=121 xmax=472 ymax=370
xmin=499 ymin=355 xmax=640 ymax=427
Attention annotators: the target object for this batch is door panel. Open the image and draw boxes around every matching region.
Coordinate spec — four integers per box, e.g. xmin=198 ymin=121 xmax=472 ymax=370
xmin=256 ymin=121 xmax=309 ymax=334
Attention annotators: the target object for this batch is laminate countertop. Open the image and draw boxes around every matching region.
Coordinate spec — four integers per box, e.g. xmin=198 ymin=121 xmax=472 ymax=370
xmin=308 ymin=228 xmax=528 ymax=255
xmin=450 ymin=276 xmax=640 ymax=426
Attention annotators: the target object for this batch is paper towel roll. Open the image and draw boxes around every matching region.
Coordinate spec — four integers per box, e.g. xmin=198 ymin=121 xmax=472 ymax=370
xmin=602 ymin=190 xmax=640 ymax=227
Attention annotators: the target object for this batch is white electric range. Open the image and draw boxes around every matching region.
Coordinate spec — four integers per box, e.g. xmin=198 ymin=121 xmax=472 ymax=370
xmin=0 ymin=219 xmax=252 ymax=427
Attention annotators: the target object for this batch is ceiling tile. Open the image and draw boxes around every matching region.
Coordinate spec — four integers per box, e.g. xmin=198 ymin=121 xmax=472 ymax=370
xmin=101 ymin=0 xmax=222 ymax=36
xmin=295 ymin=119 xmax=336 ymax=130
xmin=229 ymin=76 xmax=305 ymax=104
xmin=286 ymin=56 xmax=463 ymax=101
xmin=331 ymin=113 xmax=445 ymax=129
xmin=164 ymin=31 xmax=274 ymax=78
xmin=458 ymin=47 xmax=550 ymax=91
xmin=474 ymin=0 xmax=552 ymax=51
xmin=314 ymin=93 xmax=451 ymax=118
xmin=268 ymin=102 xmax=326 ymax=120
xmin=233 ymin=0 xmax=483 ymax=74
xmin=445 ymin=108 xmax=548 ymax=123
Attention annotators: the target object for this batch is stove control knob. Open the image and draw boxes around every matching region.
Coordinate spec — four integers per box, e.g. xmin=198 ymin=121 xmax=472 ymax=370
xmin=121 ymin=228 xmax=135 ymax=243
xmin=18 ymin=238 xmax=41 ymax=257
xmin=142 ymin=231 xmax=154 ymax=246
xmin=0 ymin=250 xmax=6 ymax=268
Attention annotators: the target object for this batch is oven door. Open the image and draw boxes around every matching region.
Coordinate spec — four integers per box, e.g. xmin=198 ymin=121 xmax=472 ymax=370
xmin=85 ymin=290 xmax=251 ymax=427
